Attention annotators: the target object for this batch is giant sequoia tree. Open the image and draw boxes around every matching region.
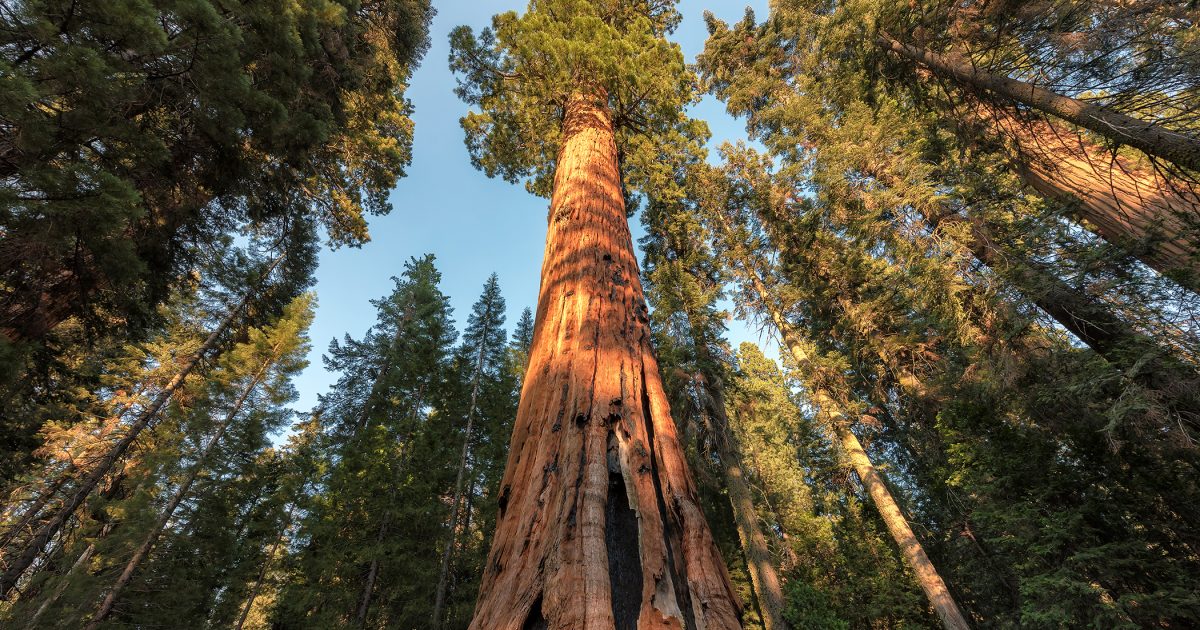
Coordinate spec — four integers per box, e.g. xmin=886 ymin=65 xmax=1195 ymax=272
xmin=449 ymin=2 xmax=741 ymax=627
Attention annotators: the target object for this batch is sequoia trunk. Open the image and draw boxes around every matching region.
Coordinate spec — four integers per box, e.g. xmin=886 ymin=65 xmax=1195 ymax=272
xmin=877 ymin=32 xmax=1200 ymax=173
xmin=980 ymin=111 xmax=1200 ymax=290
xmin=468 ymin=91 xmax=741 ymax=629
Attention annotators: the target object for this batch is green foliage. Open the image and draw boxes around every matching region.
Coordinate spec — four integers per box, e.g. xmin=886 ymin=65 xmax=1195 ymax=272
xmin=448 ymin=0 xmax=706 ymax=204
xmin=0 ymin=0 xmax=433 ymax=392
xmin=1 ymin=293 xmax=314 ymax=627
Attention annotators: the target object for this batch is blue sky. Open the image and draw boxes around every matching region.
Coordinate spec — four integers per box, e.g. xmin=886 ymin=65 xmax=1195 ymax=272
xmin=291 ymin=0 xmax=773 ymax=412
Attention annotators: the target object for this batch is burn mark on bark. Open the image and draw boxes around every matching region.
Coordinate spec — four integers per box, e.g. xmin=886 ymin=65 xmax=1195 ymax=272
xmin=606 ymin=433 xmax=642 ymax=630
xmin=541 ymin=456 xmax=558 ymax=490
xmin=498 ymin=485 xmax=511 ymax=517
xmin=523 ymin=596 xmax=548 ymax=630
xmin=565 ymin=447 xmax=587 ymax=536
xmin=641 ymin=364 xmax=697 ymax=630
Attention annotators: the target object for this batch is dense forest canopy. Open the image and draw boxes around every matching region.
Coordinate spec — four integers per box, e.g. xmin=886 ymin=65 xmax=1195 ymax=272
xmin=1 ymin=0 xmax=1197 ymax=628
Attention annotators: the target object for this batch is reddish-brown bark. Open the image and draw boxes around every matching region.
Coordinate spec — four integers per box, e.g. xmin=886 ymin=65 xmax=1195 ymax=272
xmin=469 ymin=91 xmax=742 ymax=630
xmin=877 ymin=32 xmax=1200 ymax=173
xmin=989 ymin=112 xmax=1200 ymax=291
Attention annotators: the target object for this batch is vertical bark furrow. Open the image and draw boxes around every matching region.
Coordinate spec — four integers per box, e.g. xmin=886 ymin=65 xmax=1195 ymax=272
xmin=606 ymin=442 xmax=642 ymax=630
xmin=469 ymin=90 xmax=740 ymax=629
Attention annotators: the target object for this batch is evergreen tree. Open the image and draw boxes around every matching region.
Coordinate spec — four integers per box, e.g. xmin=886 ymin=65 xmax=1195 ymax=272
xmin=275 ymin=255 xmax=459 ymax=628
xmin=432 ymin=274 xmax=513 ymax=628
xmin=449 ymin=1 xmax=740 ymax=626
xmin=1 ymin=293 xmax=313 ymax=627
xmin=0 ymin=0 xmax=434 ymax=358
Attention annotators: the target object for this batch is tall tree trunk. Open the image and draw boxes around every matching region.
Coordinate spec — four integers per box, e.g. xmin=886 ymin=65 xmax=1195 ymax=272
xmin=86 ymin=356 xmax=273 ymax=628
xmin=23 ymin=520 xmax=113 ymax=630
xmin=718 ymin=435 xmax=785 ymax=630
xmin=876 ymin=32 xmax=1200 ymax=172
xmin=693 ymin=343 xmax=787 ymax=630
xmin=0 ymin=275 xmax=265 ymax=600
xmin=469 ymin=90 xmax=741 ymax=629
xmin=833 ymin=422 xmax=969 ymax=630
xmin=714 ymin=216 xmax=969 ymax=629
xmin=984 ymin=110 xmax=1200 ymax=290
xmin=832 ymin=161 xmax=1200 ymax=442
xmin=235 ymin=503 xmax=297 ymax=630
xmin=433 ymin=299 xmax=497 ymax=627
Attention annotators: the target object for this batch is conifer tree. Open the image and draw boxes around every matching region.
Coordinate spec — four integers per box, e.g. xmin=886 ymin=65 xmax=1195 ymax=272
xmin=699 ymin=4 xmax=1200 ymax=292
xmin=275 ymin=255 xmax=459 ymax=628
xmin=696 ymin=167 xmax=968 ymax=629
xmin=0 ymin=246 xmax=299 ymax=600
xmin=449 ymin=2 xmax=741 ymax=626
xmin=85 ymin=294 xmax=313 ymax=627
xmin=641 ymin=176 xmax=786 ymax=630
xmin=726 ymin=343 xmax=935 ymax=629
xmin=0 ymin=0 xmax=434 ymax=356
xmin=433 ymin=274 xmax=509 ymax=628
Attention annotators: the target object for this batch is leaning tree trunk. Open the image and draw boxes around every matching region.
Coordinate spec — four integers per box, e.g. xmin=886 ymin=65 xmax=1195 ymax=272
xmin=713 ymin=214 xmax=969 ymax=630
xmin=876 ymin=32 xmax=1200 ymax=173
xmin=0 ymin=271 xmax=267 ymax=600
xmin=832 ymin=422 xmax=969 ymax=630
xmin=469 ymin=90 xmax=741 ymax=630
xmin=692 ymin=342 xmax=787 ymax=630
xmin=87 ymin=352 xmax=274 ymax=629
xmin=980 ymin=110 xmax=1200 ymax=291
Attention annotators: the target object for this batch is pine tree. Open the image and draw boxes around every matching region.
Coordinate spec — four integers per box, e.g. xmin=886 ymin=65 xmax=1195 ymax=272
xmin=0 ymin=0 xmax=433 ymax=357
xmin=432 ymin=274 xmax=508 ymax=628
xmin=0 ymin=248 xmax=297 ymax=600
xmin=275 ymin=255 xmax=459 ymax=628
xmin=449 ymin=2 xmax=740 ymax=626
xmin=85 ymin=294 xmax=313 ymax=627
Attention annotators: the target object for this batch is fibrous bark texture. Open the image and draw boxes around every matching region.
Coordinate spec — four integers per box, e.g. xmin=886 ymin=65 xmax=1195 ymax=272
xmin=995 ymin=113 xmax=1200 ymax=291
xmin=469 ymin=91 xmax=742 ymax=630
xmin=877 ymin=32 xmax=1200 ymax=173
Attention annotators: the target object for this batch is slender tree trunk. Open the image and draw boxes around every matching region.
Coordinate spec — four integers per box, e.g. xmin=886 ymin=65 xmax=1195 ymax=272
xmin=720 ymin=443 xmax=785 ymax=630
xmin=23 ymin=518 xmax=112 ymax=630
xmin=24 ymin=541 xmax=96 ymax=629
xmin=433 ymin=301 xmax=496 ymax=627
xmin=876 ymin=31 xmax=1200 ymax=172
xmin=0 ymin=465 xmax=74 ymax=557
xmin=235 ymin=503 xmax=297 ymax=630
xmin=834 ymin=423 xmax=969 ymax=630
xmin=355 ymin=521 xmax=387 ymax=627
xmin=1 ymin=400 xmax=139 ymax=558
xmin=0 ymin=271 xmax=269 ymax=600
xmin=469 ymin=90 xmax=741 ymax=629
xmin=87 ymin=356 xmax=272 ymax=628
xmin=715 ymin=215 xmax=968 ymax=629
xmin=693 ymin=343 xmax=787 ymax=630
